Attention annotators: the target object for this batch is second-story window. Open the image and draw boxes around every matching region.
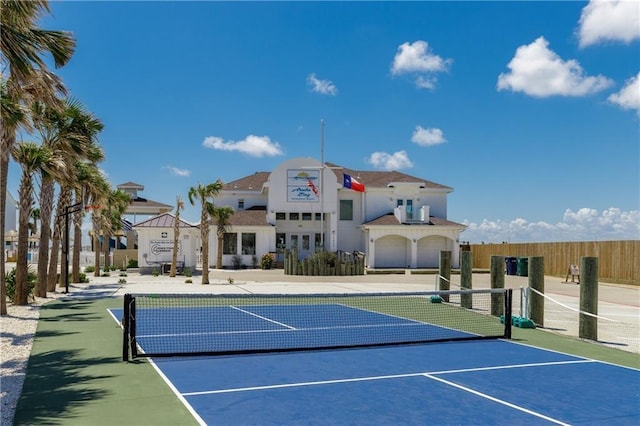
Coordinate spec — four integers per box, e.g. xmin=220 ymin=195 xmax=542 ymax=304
xmin=238 ymin=199 xmax=245 ymax=210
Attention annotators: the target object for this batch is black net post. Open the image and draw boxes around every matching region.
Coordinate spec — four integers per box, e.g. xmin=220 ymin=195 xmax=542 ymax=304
xmin=504 ymin=289 xmax=513 ymax=339
xmin=122 ymin=293 xmax=131 ymax=362
xmin=129 ymin=296 xmax=137 ymax=359
xmin=460 ymin=251 xmax=473 ymax=309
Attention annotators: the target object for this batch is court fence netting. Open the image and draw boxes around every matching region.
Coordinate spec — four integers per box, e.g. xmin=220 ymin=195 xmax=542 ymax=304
xmin=122 ymin=289 xmax=512 ymax=361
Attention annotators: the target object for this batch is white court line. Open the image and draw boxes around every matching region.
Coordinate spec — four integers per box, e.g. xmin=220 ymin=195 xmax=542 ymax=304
xmin=423 ymin=373 xmax=571 ymax=426
xmin=230 ymin=305 xmax=297 ymax=329
xmin=181 ymin=359 xmax=593 ymax=397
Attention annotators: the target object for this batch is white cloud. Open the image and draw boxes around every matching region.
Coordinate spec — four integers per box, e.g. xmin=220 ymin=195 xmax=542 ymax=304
xmin=307 ymin=73 xmax=338 ymax=96
xmin=461 ymin=207 xmax=640 ymax=243
xmin=411 ymin=126 xmax=446 ymax=147
xmin=497 ymin=36 xmax=614 ymax=97
xmin=391 ymin=40 xmax=451 ymax=89
xmin=367 ymin=150 xmax=414 ymax=170
xmin=578 ymin=0 xmax=640 ymax=47
xmin=202 ymin=135 xmax=284 ymax=157
xmin=608 ymin=72 xmax=640 ymax=115
xmin=163 ymin=165 xmax=191 ymax=177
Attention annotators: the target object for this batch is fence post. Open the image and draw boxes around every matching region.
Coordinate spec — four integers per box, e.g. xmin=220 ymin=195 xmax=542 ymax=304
xmin=439 ymin=251 xmax=451 ymax=302
xmin=528 ymin=256 xmax=545 ymax=327
xmin=460 ymin=251 xmax=473 ymax=309
xmin=579 ymin=257 xmax=598 ymax=341
xmin=490 ymin=255 xmax=505 ymax=316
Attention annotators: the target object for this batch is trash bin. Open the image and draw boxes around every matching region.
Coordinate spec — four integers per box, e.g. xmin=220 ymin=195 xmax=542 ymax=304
xmin=505 ymin=257 xmax=517 ymax=275
xmin=517 ymin=257 xmax=529 ymax=277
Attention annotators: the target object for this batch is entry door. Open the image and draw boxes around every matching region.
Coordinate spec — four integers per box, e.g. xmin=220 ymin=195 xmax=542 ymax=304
xmin=290 ymin=234 xmax=313 ymax=260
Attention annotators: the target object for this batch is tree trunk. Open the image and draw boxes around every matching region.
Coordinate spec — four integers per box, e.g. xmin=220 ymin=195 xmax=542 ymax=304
xmin=15 ymin=179 xmax=33 ymax=306
xmin=217 ymin=234 xmax=223 ymax=269
xmin=72 ymin=192 xmax=84 ymax=283
xmin=201 ymin=226 xmax=209 ymax=284
xmin=36 ymin=178 xmax=54 ymax=297
xmin=0 ymin=129 xmax=16 ymax=314
xmin=103 ymin=231 xmax=110 ymax=271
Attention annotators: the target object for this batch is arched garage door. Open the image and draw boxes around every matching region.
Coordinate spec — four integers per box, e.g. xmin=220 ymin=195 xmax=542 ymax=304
xmin=374 ymin=235 xmax=408 ymax=268
xmin=417 ymin=235 xmax=448 ymax=268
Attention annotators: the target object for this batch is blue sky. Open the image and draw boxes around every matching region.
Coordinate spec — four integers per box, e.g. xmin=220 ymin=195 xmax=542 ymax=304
xmin=7 ymin=0 xmax=640 ymax=243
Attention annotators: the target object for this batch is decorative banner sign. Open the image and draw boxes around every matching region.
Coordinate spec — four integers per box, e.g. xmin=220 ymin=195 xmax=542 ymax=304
xmin=287 ymin=169 xmax=320 ymax=202
xmin=149 ymin=239 xmax=180 ymax=257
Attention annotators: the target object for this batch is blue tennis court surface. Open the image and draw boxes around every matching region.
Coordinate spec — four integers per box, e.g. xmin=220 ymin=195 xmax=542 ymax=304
xmin=109 ymin=303 xmax=640 ymax=425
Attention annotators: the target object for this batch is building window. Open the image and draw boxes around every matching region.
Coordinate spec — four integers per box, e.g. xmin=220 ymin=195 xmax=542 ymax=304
xmin=315 ymin=233 xmax=322 ymax=249
xmin=315 ymin=212 xmax=322 ymax=221
xmin=223 ymin=233 xmax=237 ymax=255
xmin=291 ymin=234 xmax=298 ymax=248
xmin=276 ymin=212 xmax=286 ymax=220
xmin=161 ymin=232 xmax=168 ymax=238
xmin=276 ymin=233 xmax=286 ymax=250
xmin=238 ymin=199 xmax=245 ymax=210
xmin=302 ymin=235 xmax=310 ymax=250
xmin=302 ymin=212 xmax=312 ymax=221
xmin=241 ymin=233 xmax=255 ymax=255
xmin=340 ymin=200 xmax=353 ymax=221
xmin=289 ymin=212 xmax=299 ymax=221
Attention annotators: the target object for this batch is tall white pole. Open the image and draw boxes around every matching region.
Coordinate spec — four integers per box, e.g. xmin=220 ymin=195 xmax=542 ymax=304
xmin=320 ymin=119 xmax=325 ymax=250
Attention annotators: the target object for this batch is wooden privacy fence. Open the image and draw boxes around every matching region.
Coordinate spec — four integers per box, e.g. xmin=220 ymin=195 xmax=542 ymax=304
xmin=468 ymin=240 xmax=639 ymax=284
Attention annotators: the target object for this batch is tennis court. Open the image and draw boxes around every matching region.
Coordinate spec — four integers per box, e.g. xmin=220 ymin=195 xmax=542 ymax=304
xmin=111 ymin=290 xmax=640 ymax=425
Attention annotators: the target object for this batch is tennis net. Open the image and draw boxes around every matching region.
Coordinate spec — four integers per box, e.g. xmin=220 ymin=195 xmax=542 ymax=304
xmin=122 ymin=289 xmax=512 ymax=361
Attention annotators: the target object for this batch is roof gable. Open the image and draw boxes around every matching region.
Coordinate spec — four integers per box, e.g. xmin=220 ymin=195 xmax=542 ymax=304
xmin=133 ymin=212 xmax=198 ymax=228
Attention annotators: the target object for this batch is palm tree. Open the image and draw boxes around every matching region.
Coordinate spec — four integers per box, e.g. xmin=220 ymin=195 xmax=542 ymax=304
xmin=169 ymin=195 xmax=184 ymax=277
xmin=188 ymin=180 xmax=223 ymax=284
xmin=30 ymin=97 xmax=105 ymax=290
xmin=1 ymin=0 xmax=75 ymax=314
xmin=211 ymin=206 xmax=234 ymax=269
xmin=12 ymin=142 xmax=61 ymax=305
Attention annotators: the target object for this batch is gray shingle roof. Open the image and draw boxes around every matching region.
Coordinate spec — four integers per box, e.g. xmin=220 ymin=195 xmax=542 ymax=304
xmin=212 ymin=208 xmax=270 ymax=227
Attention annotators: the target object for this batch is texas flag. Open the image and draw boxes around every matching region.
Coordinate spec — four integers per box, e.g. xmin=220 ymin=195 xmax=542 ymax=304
xmin=343 ymin=173 xmax=365 ymax=192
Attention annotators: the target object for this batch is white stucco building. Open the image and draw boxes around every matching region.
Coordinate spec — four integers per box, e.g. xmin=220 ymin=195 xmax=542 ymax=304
xmin=211 ymin=157 xmax=465 ymax=269
xmin=133 ymin=157 xmax=466 ymax=271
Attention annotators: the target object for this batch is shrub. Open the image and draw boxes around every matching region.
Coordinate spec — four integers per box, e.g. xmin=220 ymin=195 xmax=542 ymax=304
xmin=84 ymin=265 xmax=95 ymax=273
xmin=227 ymin=277 xmax=234 ymax=285
xmin=185 ymin=279 xmax=193 ymax=283
xmin=5 ymin=267 xmax=36 ymax=303
xmin=78 ymin=272 xmax=90 ymax=283
xmin=152 ymin=269 xmax=159 ymax=277
xmin=232 ymin=255 xmax=243 ymax=270
xmin=127 ymin=259 xmax=138 ymax=268
xmin=261 ymin=253 xmax=275 ymax=269
xmin=118 ymin=278 xmax=127 ymax=284
xmin=183 ymin=268 xmax=192 ymax=277
xmin=119 ymin=272 xmax=127 ymax=277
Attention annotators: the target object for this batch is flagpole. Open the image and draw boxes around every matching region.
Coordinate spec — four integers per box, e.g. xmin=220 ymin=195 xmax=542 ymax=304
xmin=320 ymin=119 xmax=325 ymax=251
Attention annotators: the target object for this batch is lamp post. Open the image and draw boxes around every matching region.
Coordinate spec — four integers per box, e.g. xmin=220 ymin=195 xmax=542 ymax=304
xmin=63 ymin=202 xmax=83 ymax=294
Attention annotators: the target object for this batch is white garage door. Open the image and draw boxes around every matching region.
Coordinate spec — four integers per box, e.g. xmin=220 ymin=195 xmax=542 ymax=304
xmin=417 ymin=236 xmax=448 ymax=268
xmin=374 ymin=235 xmax=408 ymax=268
